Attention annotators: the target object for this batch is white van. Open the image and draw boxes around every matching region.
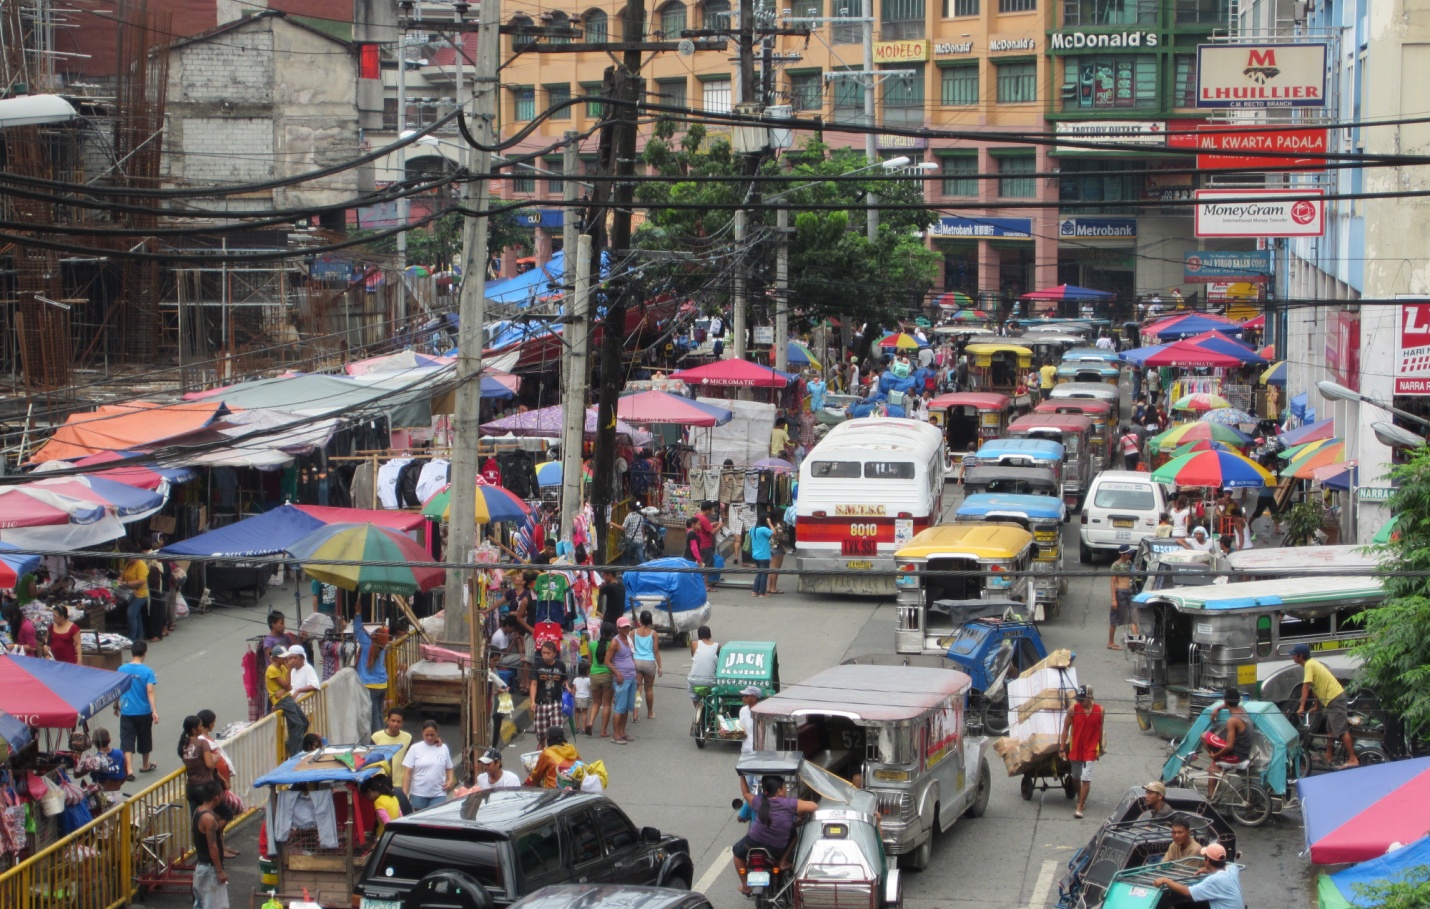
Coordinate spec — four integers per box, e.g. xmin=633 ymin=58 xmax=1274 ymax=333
xmin=1078 ymin=470 xmax=1171 ymax=562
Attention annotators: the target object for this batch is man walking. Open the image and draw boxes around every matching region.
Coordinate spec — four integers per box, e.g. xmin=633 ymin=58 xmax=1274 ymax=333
xmin=1109 ymin=546 xmax=1133 ymax=648
xmin=1293 ymin=643 xmax=1359 ymax=768
xmin=191 ymin=780 xmax=229 ymax=909
xmin=1059 ymin=686 xmax=1106 ymax=819
xmin=116 ymin=640 xmax=159 ymax=775
xmin=266 ymin=646 xmax=310 ymax=758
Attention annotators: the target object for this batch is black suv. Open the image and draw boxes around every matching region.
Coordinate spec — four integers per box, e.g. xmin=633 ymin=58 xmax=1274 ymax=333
xmin=356 ymin=789 xmax=694 ymax=909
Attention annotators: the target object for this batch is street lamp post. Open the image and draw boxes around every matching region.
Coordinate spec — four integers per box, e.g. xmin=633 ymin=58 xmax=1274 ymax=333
xmin=1317 ymin=380 xmax=1430 ymax=430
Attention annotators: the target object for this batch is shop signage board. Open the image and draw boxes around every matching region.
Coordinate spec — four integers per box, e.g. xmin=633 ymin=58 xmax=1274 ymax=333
xmin=934 ymin=41 xmax=973 ymax=56
xmin=1168 ymin=124 xmax=1328 ymax=170
xmin=1326 ymin=310 xmax=1360 ymax=392
xmin=989 ymin=37 xmax=1037 ymax=52
xmin=1049 ymin=30 xmax=1158 ymax=51
xmin=1055 ymin=121 xmax=1166 ymax=152
xmin=1194 ymin=189 xmax=1324 ymax=237
xmin=1059 ymin=218 xmax=1137 ymax=239
xmin=929 ymin=217 xmax=1033 ymax=239
xmin=1357 ymin=487 xmax=1396 ymax=502
xmin=1394 ymin=295 xmax=1430 ymax=395
xmin=1183 ymin=250 xmax=1272 ymax=283
xmin=873 ymin=40 xmax=929 ymax=62
xmin=1196 ymin=43 xmax=1328 ymax=108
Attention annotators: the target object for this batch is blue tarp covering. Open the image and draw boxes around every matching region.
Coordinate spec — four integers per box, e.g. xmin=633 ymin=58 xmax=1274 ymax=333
xmin=485 ymin=251 xmax=567 ymax=307
xmin=254 ymin=744 xmax=401 ymax=787
xmin=623 ymin=557 xmax=709 ymax=615
xmin=158 ymin=505 xmax=325 ymax=558
xmin=1323 ymin=835 xmax=1430 ymax=907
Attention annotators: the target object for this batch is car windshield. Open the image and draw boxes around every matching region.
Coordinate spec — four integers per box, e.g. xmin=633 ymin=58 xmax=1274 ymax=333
xmin=373 ymin=831 xmax=504 ymax=890
xmin=1094 ymin=483 xmax=1155 ymax=510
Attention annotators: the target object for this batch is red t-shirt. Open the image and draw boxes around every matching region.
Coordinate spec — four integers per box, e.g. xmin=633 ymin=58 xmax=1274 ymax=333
xmin=695 ymin=514 xmax=715 ymax=549
xmin=49 ymin=622 xmax=81 ymax=664
xmin=1067 ymin=702 xmax=1104 ymax=763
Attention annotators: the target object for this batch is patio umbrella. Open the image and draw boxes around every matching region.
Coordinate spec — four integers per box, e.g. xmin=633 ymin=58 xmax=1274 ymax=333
xmin=480 ymin=405 xmax=650 ymax=443
xmin=1279 ymin=417 xmax=1336 ymax=447
xmin=935 ymin=291 xmax=976 ymax=309
xmin=1179 ymin=330 xmax=1267 ymax=364
xmin=422 ymin=482 xmax=534 ymax=524
xmin=670 ymin=359 xmax=794 ymax=388
xmin=535 ymin=461 xmax=563 ymax=486
xmin=1020 ymin=284 xmax=1114 ymax=302
xmin=0 ymin=710 xmax=33 ymax=754
xmin=616 ymin=390 xmax=733 ymax=427
xmin=752 ymin=458 xmax=795 ymax=473
xmin=0 ymin=542 xmax=41 ymax=588
xmin=1151 ymin=421 xmax=1253 ymax=451
xmin=1279 ymin=437 xmax=1341 ymax=461
xmin=1318 ymin=834 xmax=1430 ymax=909
xmin=1373 ymin=515 xmax=1401 ymax=545
xmin=1261 ymin=361 xmax=1286 ymax=385
xmin=22 ymin=476 xmax=166 ymax=521
xmin=1143 ymin=343 xmax=1255 ymax=369
xmin=1142 ymin=313 xmax=1242 ymax=340
xmin=1172 ymin=393 xmax=1232 ymax=412
xmin=0 ymin=485 xmax=108 ymax=528
xmin=946 ymin=309 xmax=994 ymax=323
xmin=285 ymin=523 xmax=443 ymax=595
xmin=405 ymin=265 xmax=432 ymax=278
xmin=876 ymin=332 xmax=926 ymax=350
xmin=1299 ymin=757 xmax=1430 ymax=864
xmin=1284 ymin=441 xmax=1348 ymax=478
xmin=1168 ymin=439 xmax=1236 ymax=458
xmin=1242 ymin=314 xmax=1266 ymax=330
xmin=42 ymin=450 xmax=195 ymax=490
xmin=785 ymin=341 xmax=821 ymax=369
xmin=1311 ymin=462 xmax=1356 ymax=491
xmin=0 ymin=653 xmax=133 ymax=728
xmin=1257 ymin=344 xmax=1276 ymax=358
xmin=1151 ymin=449 xmax=1276 ymax=488
xmin=1200 ymin=408 xmax=1258 ymax=426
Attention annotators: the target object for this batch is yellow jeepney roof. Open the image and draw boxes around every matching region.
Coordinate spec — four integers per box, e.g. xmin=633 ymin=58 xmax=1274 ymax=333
xmin=895 ymin=522 xmax=1034 ymax=560
xmin=964 ymin=343 xmax=1033 ymax=357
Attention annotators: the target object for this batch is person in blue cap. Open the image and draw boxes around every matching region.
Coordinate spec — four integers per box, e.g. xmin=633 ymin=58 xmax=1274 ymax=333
xmin=1292 ymin=643 xmax=1359 ymax=768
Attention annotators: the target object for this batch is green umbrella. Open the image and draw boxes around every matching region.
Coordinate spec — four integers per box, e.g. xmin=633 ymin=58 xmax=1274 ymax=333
xmin=285 ymin=523 xmax=444 ymax=595
xmin=1372 ymin=515 xmax=1400 ymax=545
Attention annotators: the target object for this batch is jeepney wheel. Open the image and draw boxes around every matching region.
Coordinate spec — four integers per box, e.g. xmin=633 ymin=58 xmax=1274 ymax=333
xmin=965 ymin=759 xmax=991 ymax=818
xmin=1020 ymin=774 xmax=1034 ymax=801
xmin=981 ymin=698 xmax=1010 ymax=738
xmin=899 ymin=833 xmax=933 ymax=872
xmin=675 ymin=631 xmax=690 ymax=647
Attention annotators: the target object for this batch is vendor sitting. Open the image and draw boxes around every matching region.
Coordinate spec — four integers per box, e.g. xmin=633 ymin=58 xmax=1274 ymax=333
xmin=524 ymin=726 xmax=579 ymax=789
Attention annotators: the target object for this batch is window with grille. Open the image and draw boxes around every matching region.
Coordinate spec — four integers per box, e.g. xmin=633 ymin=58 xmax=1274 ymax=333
xmin=512 ymin=170 xmax=536 ymax=193
xmin=832 ymin=70 xmax=867 ymax=124
xmin=1172 ymin=54 xmax=1197 ymax=108
xmin=794 ymin=0 xmax=823 ymax=16
xmin=832 ymin=3 xmax=861 ymax=44
xmin=1059 ymin=56 xmax=1157 ymax=110
xmin=940 ymin=64 xmax=978 ymax=105
xmin=944 ymin=0 xmax=978 ymax=14
xmin=514 ymin=86 xmax=535 ymax=121
xmin=547 ymin=11 xmax=571 ymax=43
xmin=881 ymin=63 xmax=924 ymax=127
xmin=1059 ymin=157 xmax=1140 ymax=213
xmin=660 ymin=1 xmax=687 ymax=36
xmin=582 ymin=82 xmax=604 ymax=117
xmin=790 ymin=72 xmax=824 ymax=112
xmin=996 ymin=154 xmax=1035 ymax=198
xmin=998 ymin=0 xmax=1035 ymax=10
xmin=545 ymin=159 xmax=565 ymax=195
xmin=1062 ymin=0 xmax=1156 ymax=24
xmin=657 ymin=78 xmax=687 ymax=109
xmin=703 ymin=0 xmax=731 ymax=28
xmin=547 ymin=84 xmax=572 ymax=119
xmin=940 ymin=155 xmax=978 ymax=196
xmin=995 ymin=61 xmax=1036 ymax=103
xmin=584 ymin=10 xmax=608 ymax=41
xmin=881 ymin=0 xmax=925 ymax=39
xmin=1175 ymin=0 xmax=1227 ymax=24
xmin=703 ymin=78 xmax=731 ymax=113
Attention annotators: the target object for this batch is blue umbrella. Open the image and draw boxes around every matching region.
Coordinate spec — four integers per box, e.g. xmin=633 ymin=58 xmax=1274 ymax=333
xmin=1262 ymin=361 xmax=1286 ymax=386
xmin=1200 ymin=408 xmax=1258 ymax=426
xmin=0 ymin=711 xmax=32 ymax=754
xmin=535 ymin=461 xmax=562 ymax=486
xmin=0 ymin=542 xmax=41 ymax=588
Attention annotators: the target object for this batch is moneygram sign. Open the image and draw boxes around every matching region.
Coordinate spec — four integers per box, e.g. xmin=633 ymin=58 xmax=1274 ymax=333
xmin=1196 ymin=43 xmax=1328 ymax=108
xmin=1194 ymin=189 xmax=1324 ymax=238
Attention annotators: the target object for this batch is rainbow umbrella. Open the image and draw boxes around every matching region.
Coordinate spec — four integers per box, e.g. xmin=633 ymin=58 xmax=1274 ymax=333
xmin=786 ymin=341 xmax=821 ymax=369
xmin=1150 ymin=421 xmax=1252 ymax=452
xmin=877 ymin=332 xmax=926 ymax=350
xmin=285 ymin=523 xmax=443 ymax=595
xmin=1284 ymin=441 xmax=1347 ymax=478
xmin=1168 ymin=439 xmax=1236 ymax=458
xmin=1200 ymin=408 xmax=1258 ymax=427
xmin=1279 ymin=437 xmax=1341 ymax=461
xmin=947 ymin=308 xmax=994 ymax=323
xmin=422 ymin=482 xmax=534 ymax=524
xmin=535 ymin=461 xmax=563 ymax=486
xmin=1171 ymin=393 xmax=1231 ymax=412
xmin=935 ymin=291 xmax=976 ymax=309
xmin=1152 ymin=448 xmax=1275 ymax=488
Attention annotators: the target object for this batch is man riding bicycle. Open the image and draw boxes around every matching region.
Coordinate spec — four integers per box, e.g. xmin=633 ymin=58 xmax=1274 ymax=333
xmin=1200 ymin=688 xmax=1252 ymax=797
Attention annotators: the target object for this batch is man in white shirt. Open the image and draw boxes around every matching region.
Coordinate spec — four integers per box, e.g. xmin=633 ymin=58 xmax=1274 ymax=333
xmin=473 ymin=748 xmax=522 ymax=789
xmin=1185 ymin=526 xmax=1216 ymax=552
xmin=917 ymin=345 xmax=934 ymax=370
xmin=287 ymin=648 xmax=322 ymax=696
xmin=739 ymin=686 xmax=763 ymax=754
xmin=1095 ymin=331 xmax=1116 ymax=351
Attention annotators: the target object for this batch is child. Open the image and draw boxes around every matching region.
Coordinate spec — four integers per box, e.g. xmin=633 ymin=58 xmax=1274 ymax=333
xmin=572 ymin=663 xmax=592 ymax=733
xmin=683 ymin=518 xmax=703 ymax=565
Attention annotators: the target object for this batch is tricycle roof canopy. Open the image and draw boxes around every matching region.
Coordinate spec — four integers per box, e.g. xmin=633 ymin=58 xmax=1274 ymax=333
xmin=753 ymin=664 xmax=971 ymax=722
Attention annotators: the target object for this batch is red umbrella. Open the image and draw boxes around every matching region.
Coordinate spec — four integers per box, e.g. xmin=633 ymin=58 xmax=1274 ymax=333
xmin=616 ymin=390 xmax=733 ymax=427
xmin=1140 ymin=341 xmax=1251 ymax=368
xmin=670 ymin=359 xmax=794 ymax=388
xmin=0 ymin=653 xmax=133 ymax=728
xmin=1242 ymin=314 xmax=1265 ymax=330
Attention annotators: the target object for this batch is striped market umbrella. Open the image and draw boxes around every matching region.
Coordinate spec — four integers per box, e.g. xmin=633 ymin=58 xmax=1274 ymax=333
xmin=285 ymin=523 xmax=443 ymax=595
xmin=876 ymin=332 xmax=926 ymax=350
xmin=1152 ymin=449 xmax=1276 ymax=489
xmin=1171 ymin=393 xmax=1232 ymax=412
xmin=1261 ymin=361 xmax=1286 ymax=386
xmin=936 ymin=291 xmax=976 ymax=309
xmin=422 ymin=482 xmax=534 ymax=524
xmin=946 ymin=308 xmax=995 ymax=323
xmin=786 ymin=341 xmax=822 ymax=369
xmin=1279 ymin=437 xmax=1341 ymax=462
xmin=1168 ymin=439 xmax=1236 ymax=458
xmin=1200 ymin=408 xmax=1258 ymax=427
xmin=1284 ymin=441 xmax=1348 ymax=479
xmin=1150 ymin=421 xmax=1252 ymax=452
xmin=0 ymin=542 xmax=41 ymax=589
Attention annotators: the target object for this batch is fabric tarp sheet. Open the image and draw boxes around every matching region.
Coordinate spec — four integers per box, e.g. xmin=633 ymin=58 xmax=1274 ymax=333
xmin=29 ymin=401 xmax=225 ymax=464
xmin=1317 ymin=835 xmax=1430 ymax=908
xmin=0 ymin=512 xmax=127 ymax=551
xmin=254 ymin=742 xmax=401 ymax=787
xmin=154 ymin=409 xmax=342 ymax=469
xmin=184 ymin=373 xmax=441 ymax=424
xmin=0 ymin=653 xmax=133 ymax=728
xmin=158 ymin=505 xmax=425 ymax=558
xmin=1299 ymin=757 xmax=1430 ymax=864
xmin=694 ymin=397 xmax=777 ymax=467
xmin=321 ymin=667 xmax=378 ymax=744
xmin=0 ymin=711 xmax=33 ymax=752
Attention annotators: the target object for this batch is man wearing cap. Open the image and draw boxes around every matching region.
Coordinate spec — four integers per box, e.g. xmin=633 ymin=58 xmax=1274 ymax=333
xmin=1059 ymin=686 xmax=1106 ymax=819
xmin=1293 ymin=643 xmax=1359 ymax=768
xmin=739 ymin=686 xmax=764 ymax=755
xmin=473 ymin=749 xmax=522 ymax=790
xmin=1152 ymin=843 xmax=1241 ymax=909
xmin=265 ymin=646 xmax=309 ymax=758
xmin=1137 ymin=781 xmax=1173 ymax=820
xmin=1109 ymin=546 xmax=1133 ymax=649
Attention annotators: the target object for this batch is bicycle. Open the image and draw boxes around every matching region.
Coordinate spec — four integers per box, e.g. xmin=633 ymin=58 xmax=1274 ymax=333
xmin=1295 ymin=707 xmax=1389 ymax=776
xmin=1174 ymin=757 xmax=1272 ymax=827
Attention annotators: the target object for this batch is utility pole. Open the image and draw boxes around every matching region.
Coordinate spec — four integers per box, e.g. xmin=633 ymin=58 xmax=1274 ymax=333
xmin=440 ymin=0 xmax=499 ymax=749
xmin=733 ymin=210 xmax=747 ymax=361
xmin=861 ymin=0 xmax=879 ymax=242
xmin=396 ymin=33 xmax=409 ymax=322
xmin=775 ymin=205 xmax=789 ymax=372
xmin=559 ymin=131 xmax=587 ymax=537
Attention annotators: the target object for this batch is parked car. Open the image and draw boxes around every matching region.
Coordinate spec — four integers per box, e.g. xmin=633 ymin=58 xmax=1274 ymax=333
xmin=1079 ymin=471 xmax=1172 ymax=563
xmin=508 ymin=885 xmax=712 ymax=909
xmin=356 ymin=790 xmax=694 ymax=909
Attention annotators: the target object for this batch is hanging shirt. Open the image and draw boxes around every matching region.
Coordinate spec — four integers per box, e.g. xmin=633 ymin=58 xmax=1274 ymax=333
xmin=480 ymin=457 xmax=503 ymax=487
xmin=415 ymin=459 xmax=450 ymax=505
xmin=376 ymin=457 xmax=413 ymax=510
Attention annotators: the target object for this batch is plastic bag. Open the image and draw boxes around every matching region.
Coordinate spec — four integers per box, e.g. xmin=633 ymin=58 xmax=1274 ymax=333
xmin=561 ymin=690 xmax=574 ymax=718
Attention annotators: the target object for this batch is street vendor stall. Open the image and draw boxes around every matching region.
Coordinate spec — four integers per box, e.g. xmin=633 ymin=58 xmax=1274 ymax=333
xmin=254 ymin=743 xmax=401 ymax=905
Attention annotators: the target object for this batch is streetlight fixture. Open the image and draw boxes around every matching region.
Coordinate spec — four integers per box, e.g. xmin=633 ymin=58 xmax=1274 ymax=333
xmin=1373 ymin=421 xmax=1426 ymax=450
xmin=1317 ymin=380 xmax=1430 ymax=430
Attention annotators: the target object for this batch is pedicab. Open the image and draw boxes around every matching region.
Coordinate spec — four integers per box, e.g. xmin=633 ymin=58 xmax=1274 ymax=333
xmin=623 ymin=556 xmax=712 ymax=646
xmin=731 ymin=751 xmax=901 ymax=909
xmin=1159 ymin=698 xmax=1303 ymax=826
xmin=692 ymin=641 xmax=780 ymax=749
xmin=253 ymin=743 xmax=401 ymax=906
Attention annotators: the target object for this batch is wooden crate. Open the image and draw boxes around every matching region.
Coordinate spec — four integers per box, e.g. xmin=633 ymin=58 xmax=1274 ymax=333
xmin=410 ymin=676 xmax=465 ymax=708
xmin=85 ymin=650 xmax=124 ymax=671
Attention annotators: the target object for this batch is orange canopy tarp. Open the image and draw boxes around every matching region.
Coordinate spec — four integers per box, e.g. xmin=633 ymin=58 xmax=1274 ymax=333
xmin=28 ymin=401 xmax=225 ymax=464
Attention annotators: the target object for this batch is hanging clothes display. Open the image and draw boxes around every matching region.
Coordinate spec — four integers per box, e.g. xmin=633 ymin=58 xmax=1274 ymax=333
xmin=498 ymin=450 xmax=539 ymax=499
xmin=376 ymin=457 xmax=413 ymax=509
xmin=396 ymin=458 xmax=427 ymax=508
xmin=480 ymin=457 xmax=502 ymax=487
xmin=416 ymin=459 xmax=450 ymax=504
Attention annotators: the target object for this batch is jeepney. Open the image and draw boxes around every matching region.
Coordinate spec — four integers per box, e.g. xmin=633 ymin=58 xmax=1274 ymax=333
xmin=1035 ymin=398 xmax=1114 ymax=473
xmin=1006 ymin=413 xmax=1096 ymax=509
xmin=926 ymin=392 xmax=1014 ymax=474
xmin=1047 ymin=382 xmax=1121 ymax=426
xmin=893 ymin=523 xmax=1037 ymax=647
xmin=1129 ymin=576 xmax=1385 ymax=739
xmin=963 ymin=439 xmax=1065 ymax=494
xmin=1054 ymin=363 xmax=1122 ymax=388
xmin=1024 ymin=334 xmax=1085 ymax=364
xmin=1060 ymin=347 xmax=1122 ymax=366
xmin=962 ymin=465 xmax=1061 ymax=499
xmin=963 ymin=343 xmax=1034 ymax=405
xmin=955 ymin=494 xmax=1066 ymax=616
xmin=753 ymin=664 xmax=992 ymax=871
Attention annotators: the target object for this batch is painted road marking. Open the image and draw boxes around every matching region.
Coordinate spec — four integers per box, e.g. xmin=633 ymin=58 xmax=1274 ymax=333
xmin=694 ymin=846 xmax=733 ymax=894
xmin=1028 ymin=858 xmax=1058 ymax=908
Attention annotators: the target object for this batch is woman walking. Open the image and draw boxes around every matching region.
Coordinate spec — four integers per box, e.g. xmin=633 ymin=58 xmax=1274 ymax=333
xmin=401 ymin=721 xmax=454 ymax=810
xmin=606 ymin=617 xmax=637 ymax=744
xmin=588 ymin=622 xmax=616 ymax=736
xmin=632 ymin=611 xmax=662 ymax=721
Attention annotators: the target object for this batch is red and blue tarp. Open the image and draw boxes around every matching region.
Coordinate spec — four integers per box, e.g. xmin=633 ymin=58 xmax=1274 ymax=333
xmin=1318 ymin=835 xmax=1430 ymax=908
xmin=1299 ymin=757 xmax=1430 ymax=864
xmin=157 ymin=504 xmax=425 ymax=559
xmin=0 ymin=653 xmax=133 ymax=728
xmin=0 ymin=542 xmax=41 ymax=588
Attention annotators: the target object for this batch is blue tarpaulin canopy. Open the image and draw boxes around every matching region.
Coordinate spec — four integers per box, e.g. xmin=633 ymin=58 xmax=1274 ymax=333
xmin=1319 ymin=835 xmax=1430 ymax=908
xmin=254 ymin=744 xmax=401 ymax=788
xmin=157 ymin=505 xmax=425 ymax=558
xmin=0 ymin=711 xmax=34 ymax=752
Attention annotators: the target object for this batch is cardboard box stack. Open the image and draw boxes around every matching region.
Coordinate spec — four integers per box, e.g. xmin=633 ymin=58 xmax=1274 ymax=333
xmin=993 ymin=649 xmax=1078 ymax=777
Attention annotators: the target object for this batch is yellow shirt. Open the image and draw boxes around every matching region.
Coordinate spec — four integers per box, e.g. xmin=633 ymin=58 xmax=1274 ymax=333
xmin=371 ymin=730 xmax=413 ymax=787
xmin=1039 ymin=365 xmax=1056 ymax=389
xmin=121 ymin=559 xmax=150 ymax=599
xmin=770 ymin=427 xmax=790 ymax=457
xmin=265 ymin=663 xmax=291 ymax=706
xmin=372 ymin=794 xmax=402 ymax=837
xmin=1303 ymin=658 xmax=1345 ymax=703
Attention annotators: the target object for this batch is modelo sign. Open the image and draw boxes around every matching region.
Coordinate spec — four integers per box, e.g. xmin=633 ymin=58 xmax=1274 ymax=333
xmin=1194 ymin=189 xmax=1324 ymax=238
xmin=1196 ymin=43 xmax=1328 ymax=108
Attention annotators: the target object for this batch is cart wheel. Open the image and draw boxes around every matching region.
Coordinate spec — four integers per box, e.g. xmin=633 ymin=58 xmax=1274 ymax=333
xmin=1136 ymin=711 xmax=1151 ymax=732
xmin=694 ymin=734 xmax=706 ymax=749
xmin=1020 ymin=775 xmax=1034 ymax=800
xmin=675 ymin=631 xmax=690 ymax=647
xmin=1063 ymin=775 xmax=1078 ymax=799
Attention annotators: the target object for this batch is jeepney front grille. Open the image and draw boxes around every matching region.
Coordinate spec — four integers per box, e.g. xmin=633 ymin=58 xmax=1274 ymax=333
xmin=873 ymin=789 xmax=912 ymax=822
xmin=795 ymin=878 xmax=877 ymax=909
